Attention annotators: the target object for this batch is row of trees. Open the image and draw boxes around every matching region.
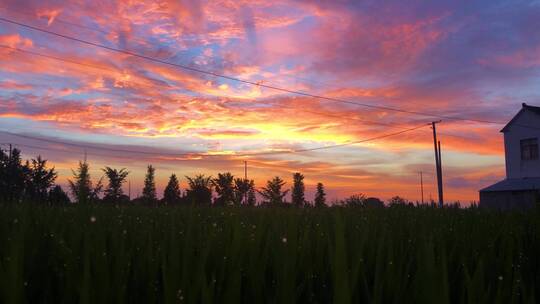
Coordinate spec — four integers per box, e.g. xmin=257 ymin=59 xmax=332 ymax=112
xmin=1 ymin=147 xmax=419 ymax=207
xmin=70 ymin=161 xmax=327 ymax=207
xmin=0 ymin=147 xmax=330 ymax=206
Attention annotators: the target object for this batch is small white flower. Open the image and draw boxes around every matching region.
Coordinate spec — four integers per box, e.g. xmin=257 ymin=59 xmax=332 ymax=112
xmin=90 ymin=216 xmax=96 ymax=223
xmin=282 ymin=237 xmax=287 ymax=243
xmin=498 ymin=275 xmax=503 ymax=281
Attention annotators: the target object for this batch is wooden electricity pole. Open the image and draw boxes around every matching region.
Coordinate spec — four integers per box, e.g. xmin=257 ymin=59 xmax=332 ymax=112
xmin=431 ymin=121 xmax=444 ymax=208
xmin=244 ymin=161 xmax=248 ymax=205
xmin=419 ymin=171 xmax=424 ymax=205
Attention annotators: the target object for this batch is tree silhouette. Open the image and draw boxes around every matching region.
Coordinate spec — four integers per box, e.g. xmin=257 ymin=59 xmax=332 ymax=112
xmin=102 ymin=167 xmax=129 ymax=204
xmin=234 ymin=178 xmax=255 ymax=206
xmin=258 ymin=176 xmax=289 ymax=206
xmin=25 ymin=156 xmax=57 ymax=204
xmin=233 ymin=178 xmax=247 ymax=205
xmin=186 ymin=174 xmax=212 ymax=205
xmin=163 ymin=174 xmax=181 ymax=205
xmin=343 ymin=194 xmax=366 ymax=207
xmin=69 ymin=160 xmax=102 ymax=204
xmin=142 ymin=165 xmax=157 ymax=205
xmin=314 ymin=182 xmax=326 ymax=207
xmin=0 ymin=148 xmax=27 ymax=203
xmin=213 ymin=172 xmax=235 ymax=206
xmin=291 ymin=172 xmax=306 ymax=207
xmin=48 ymin=185 xmax=71 ymax=205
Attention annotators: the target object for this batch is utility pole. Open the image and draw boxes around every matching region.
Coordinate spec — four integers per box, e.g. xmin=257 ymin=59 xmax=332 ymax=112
xmin=128 ymin=180 xmax=131 ymax=201
xmin=431 ymin=121 xmax=444 ymax=208
xmin=419 ymin=171 xmax=424 ymax=205
xmin=244 ymin=161 xmax=248 ymax=205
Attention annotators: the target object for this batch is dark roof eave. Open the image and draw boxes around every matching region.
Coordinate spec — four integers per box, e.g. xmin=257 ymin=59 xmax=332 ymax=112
xmin=501 ymin=103 xmax=540 ymax=132
xmin=480 ymin=177 xmax=540 ymax=192
xmin=500 ymin=109 xmax=524 ymax=133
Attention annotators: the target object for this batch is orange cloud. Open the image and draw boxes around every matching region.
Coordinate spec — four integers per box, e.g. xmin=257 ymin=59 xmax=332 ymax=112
xmin=0 ymin=34 xmax=33 ymax=50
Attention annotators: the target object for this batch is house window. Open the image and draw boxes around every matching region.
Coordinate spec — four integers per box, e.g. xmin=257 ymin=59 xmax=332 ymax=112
xmin=521 ymin=138 xmax=539 ymax=160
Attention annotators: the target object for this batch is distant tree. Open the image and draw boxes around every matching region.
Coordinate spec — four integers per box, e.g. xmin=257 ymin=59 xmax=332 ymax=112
xmin=68 ymin=160 xmax=102 ymax=204
xmin=343 ymin=194 xmax=367 ymax=207
xmin=142 ymin=165 xmax=157 ymax=204
xmin=102 ymin=167 xmax=129 ymax=204
xmin=291 ymin=172 xmax=306 ymax=207
xmin=163 ymin=174 xmax=182 ymax=205
xmin=186 ymin=174 xmax=213 ymax=205
xmin=234 ymin=178 xmax=255 ymax=206
xmin=314 ymin=182 xmax=326 ymax=207
xmin=388 ymin=196 xmax=408 ymax=206
xmin=48 ymin=185 xmax=71 ymax=205
xmin=258 ymin=176 xmax=289 ymax=206
xmin=364 ymin=197 xmax=384 ymax=208
xmin=25 ymin=156 xmax=57 ymax=203
xmin=0 ymin=148 xmax=27 ymax=203
xmin=213 ymin=172 xmax=235 ymax=206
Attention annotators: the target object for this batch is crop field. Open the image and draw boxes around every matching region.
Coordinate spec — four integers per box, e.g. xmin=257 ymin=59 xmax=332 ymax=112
xmin=0 ymin=205 xmax=539 ymax=304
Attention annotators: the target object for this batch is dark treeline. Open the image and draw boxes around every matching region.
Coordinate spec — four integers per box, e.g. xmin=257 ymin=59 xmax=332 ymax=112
xmin=0 ymin=147 xmax=459 ymax=207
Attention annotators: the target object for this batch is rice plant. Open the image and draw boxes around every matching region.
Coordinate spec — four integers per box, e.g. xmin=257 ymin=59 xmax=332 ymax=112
xmin=0 ymin=205 xmax=538 ymax=303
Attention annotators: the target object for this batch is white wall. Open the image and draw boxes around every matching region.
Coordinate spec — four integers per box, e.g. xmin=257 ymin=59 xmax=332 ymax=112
xmin=504 ymin=110 xmax=540 ymax=179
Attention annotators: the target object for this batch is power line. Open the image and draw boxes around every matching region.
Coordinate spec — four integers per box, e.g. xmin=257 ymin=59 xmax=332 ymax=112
xmin=0 ymin=124 xmax=429 ymax=159
xmin=280 ymin=124 xmax=430 ymax=153
xmin=0 ymin=16 xmax=513 ymax=126
xmin=1 ymin=43 xmax=454 ymax=137
xmin=0 ymin=5 xmax=392 ymax=94
xmin=1 ymin=142 xmax=131 ymax=159
xmin=0 ymin=4 xmax=351 ymax=90
xmin=0 ymin=45 xmax=494 ymax=156
xmin=0 ymin=130 xmax=202 ymax=157
xmin=0 ymin=44 xmax=494 ymax=142
xmin=0 ymin=44 xmax=118 ymax=72
xmin=3 ymin=15 xmax=534 ymax=143
xmin=0 ymin=44 xmax=412 ymax=128
xmin=0 ymin=5 xmax=110 ymax=34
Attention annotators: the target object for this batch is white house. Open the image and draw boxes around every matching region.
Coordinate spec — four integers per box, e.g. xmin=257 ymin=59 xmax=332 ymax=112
xmin=480 ymin=103 xmax=540 ymax=209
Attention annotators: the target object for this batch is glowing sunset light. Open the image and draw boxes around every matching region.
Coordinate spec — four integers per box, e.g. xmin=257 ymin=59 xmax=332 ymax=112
xmin=1 ymin=0 xmax=538 ymax=204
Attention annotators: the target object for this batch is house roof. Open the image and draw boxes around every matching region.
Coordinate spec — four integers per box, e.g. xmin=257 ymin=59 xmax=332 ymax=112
xmin=501 ymin=103 xmax=540 ymax=132
xmin=480 ymin=177 xmax=540 ymax=192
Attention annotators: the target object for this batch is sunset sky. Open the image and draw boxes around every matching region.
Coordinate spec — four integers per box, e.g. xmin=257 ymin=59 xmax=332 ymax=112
xmin=1 ymin=0 xmax=539 ymax=203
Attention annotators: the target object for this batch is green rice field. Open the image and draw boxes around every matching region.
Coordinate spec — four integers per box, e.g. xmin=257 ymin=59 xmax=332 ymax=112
xmin=0 ymin=205 xmax=539 ymax=303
